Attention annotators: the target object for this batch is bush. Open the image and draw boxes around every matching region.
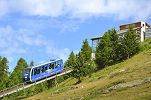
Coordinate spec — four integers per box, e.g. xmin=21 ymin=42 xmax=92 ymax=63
xmin=139 ymin=38 xmax=151 ymax=51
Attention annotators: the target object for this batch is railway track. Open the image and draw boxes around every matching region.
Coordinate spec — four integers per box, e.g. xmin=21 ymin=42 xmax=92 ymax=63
xmin=0 ymin=70 xmax=73 ymax=98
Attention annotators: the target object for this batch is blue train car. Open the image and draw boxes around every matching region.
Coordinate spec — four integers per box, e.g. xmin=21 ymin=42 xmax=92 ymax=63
xmin=22 ymin=59 xmax=64 ymax=83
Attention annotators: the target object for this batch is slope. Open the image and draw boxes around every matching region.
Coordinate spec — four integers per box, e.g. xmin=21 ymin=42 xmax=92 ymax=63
xmin=26 ymin=39 xmax=151 ymax=100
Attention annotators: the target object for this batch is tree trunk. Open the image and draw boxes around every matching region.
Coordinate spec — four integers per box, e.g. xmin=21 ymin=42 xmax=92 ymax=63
xmin=127 ymin=53 xmax=130 ymax=59
xmin=77 ymin=77 xmax=81 ymax=84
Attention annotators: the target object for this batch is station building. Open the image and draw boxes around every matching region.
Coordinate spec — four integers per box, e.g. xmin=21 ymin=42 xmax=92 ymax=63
xmin=91 ymin=21 xmax=151 ymax=59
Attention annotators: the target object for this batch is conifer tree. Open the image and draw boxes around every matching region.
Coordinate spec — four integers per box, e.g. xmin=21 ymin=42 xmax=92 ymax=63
xmin=30 ymin=60 xmax=34 ymax=67
xmin=109 ymin=29 xmax=120 ymax=62
xmin=65 ymin=51 xmax=76 ymax=69
xmin=95 ymin=31 xmax=112 ymax=68
xmin=81 ymin=39 xmax=92 ymax=62
xmin=9 ymin=58 xmax=28 ymax=86
xmin=0 ymin=57 xmax=9 ymax=89
xmin=72 ymin=39 xmax=96 ymax=83
xmin=121 ymin=26 xmax=140 ymax=59
xmin=95 ymin=29 xmax=119 ymax=68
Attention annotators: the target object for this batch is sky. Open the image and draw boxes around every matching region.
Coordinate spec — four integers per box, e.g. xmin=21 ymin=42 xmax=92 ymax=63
xmin=0 ymin=0 xmax=151 ymax=72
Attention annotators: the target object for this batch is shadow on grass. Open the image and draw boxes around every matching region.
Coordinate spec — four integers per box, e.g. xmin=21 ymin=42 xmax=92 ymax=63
xmin=74 ymin=80 xmax=82 ymax=85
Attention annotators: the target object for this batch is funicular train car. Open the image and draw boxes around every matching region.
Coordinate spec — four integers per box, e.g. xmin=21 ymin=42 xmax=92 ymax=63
xmin=22 ymin=59 xmax=64 ymax=83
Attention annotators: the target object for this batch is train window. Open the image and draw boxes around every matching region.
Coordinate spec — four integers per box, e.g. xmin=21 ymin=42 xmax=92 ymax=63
xmin=56 ymin=62 xmax=60 ymax=68
xmin=49 ymin=63 xmax=55 ymax=69
xmin=45 ymin=66 xmax=48 ymax=71
xmin=60 ymin=61 xmax=63 ymax=66
xmin=37 ymin=68 xmax=40 ymax=74
xmin=24 ymin=68 xmax=31 ymax=73
xmin=49 ymin=64 xmax=51 ymax=69
xmin=34 ymin=68 xmax=37 ymax=75
xmin=42 ymin=66 xmax=45 ymax=72
xmin=52 ymin=63 xmax=55 ymax=68
xmin=57 ymin=64 xmax=60 ymax=68
xmin=56 ymin=61 xmax=61 ymax=68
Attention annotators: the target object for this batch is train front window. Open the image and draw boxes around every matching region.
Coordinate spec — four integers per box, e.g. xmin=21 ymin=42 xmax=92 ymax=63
xmin=56 ymin=60 xmax=62 ymax=68
xmin=24 ymin=68 xmax=31 ymax=73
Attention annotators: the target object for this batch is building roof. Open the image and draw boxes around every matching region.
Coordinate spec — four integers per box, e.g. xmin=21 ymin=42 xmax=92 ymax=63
xmin=146 ymin=22 xmax=150 ymax=27
xmin=118 ymin=27 xmax=141 ymax=34
xmin=119 ymin=21 xmax=150 ymax=30
xmin=91 ymin=36 xmax=102 ymax=40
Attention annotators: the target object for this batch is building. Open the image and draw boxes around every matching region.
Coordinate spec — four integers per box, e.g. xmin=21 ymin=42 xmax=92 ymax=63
xmin=91 ymin=36 xmax=102 ymax=59
xmin=91 ymin=21 xmax=151 ymax=59
xmin=118 ymin=21 xmax=150 ymax=41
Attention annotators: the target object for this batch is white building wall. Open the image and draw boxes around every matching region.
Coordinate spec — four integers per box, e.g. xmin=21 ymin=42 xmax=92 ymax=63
xmin=140 ymin=21 xmax=146 ymax=42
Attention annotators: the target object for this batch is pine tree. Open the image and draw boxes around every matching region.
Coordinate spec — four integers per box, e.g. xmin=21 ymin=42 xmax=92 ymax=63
xmin=95 ymin=29 xmax=120 ymax=68
xmin=0 ymin=57 xmax=9 ymax=89
xmin=109 ymin=29 xmax=120 ymax=62
xmin=72 ymin=39 xmax=96 ymax=83
xmin=121 ymin=26 xmax=140 ymax=59
xmin=65 ymin=51 xmax=76 ymax=69
xmin=9 ymin=58 xmax=28 ymax=86
xmin=72 ymin=52 xmax=84 ymax=83
xmin=29 ymin=60 xmax=34 ymax=67
xmin=95 ymin=31 xmax=112 ymax=68
xmin=81 ymin=39 xmax=92 ymax=62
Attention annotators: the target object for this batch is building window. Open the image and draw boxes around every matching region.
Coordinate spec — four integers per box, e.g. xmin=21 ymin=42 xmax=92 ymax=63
xmin=142 ymin=24 xmax=145 ymax=27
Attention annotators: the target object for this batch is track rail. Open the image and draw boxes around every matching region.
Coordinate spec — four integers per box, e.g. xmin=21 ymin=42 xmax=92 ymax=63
xmin=0 ymin=70 xmax=73 ymax=98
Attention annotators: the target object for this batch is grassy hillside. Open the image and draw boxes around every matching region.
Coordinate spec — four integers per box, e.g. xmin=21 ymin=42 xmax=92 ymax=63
xmin=26 ymin=39 xmax=151 ymax=100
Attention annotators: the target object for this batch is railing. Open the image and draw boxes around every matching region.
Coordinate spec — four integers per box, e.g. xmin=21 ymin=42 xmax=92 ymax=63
xmin=0 ymin=70 xmax=73 ymax=98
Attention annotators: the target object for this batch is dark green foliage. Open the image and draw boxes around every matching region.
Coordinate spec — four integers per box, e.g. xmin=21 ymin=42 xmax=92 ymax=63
xmin=29 ymin=60 xmax=34 ymax=67
xmin=95 ymin=29 xmax=119 ymax=68
xmin=9 ymin=58 xmax=28 ymax=87
xmin=139 ymin=38 xmax=151 ymax=51
xmin=0 ymin=57 xmax=9 ymax=90
xmin=66 ymin=39 xmax=96 ymax=83
xmin=121 ymin=26 xmax=140 ymax=59
xmin=72 ymin=52 xmax=85 ymax=82
xmin=95 ymin=27 xmax=140 ymax=69
xmin=81 ymin=39 xmax=92 ymax=62
xmin=64 ymin=51 xmax=76 ymax=69
xmin=109 ymin=29 xmax=121 ymax=62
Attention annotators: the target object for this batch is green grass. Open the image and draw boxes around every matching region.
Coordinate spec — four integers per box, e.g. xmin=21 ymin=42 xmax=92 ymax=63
xmin=25 ymin=39 xmax=151 ymax=100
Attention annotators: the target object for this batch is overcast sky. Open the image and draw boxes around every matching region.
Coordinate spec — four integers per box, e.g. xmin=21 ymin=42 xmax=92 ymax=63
xmin=0 ymin=0 xmax=151 ymax=71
